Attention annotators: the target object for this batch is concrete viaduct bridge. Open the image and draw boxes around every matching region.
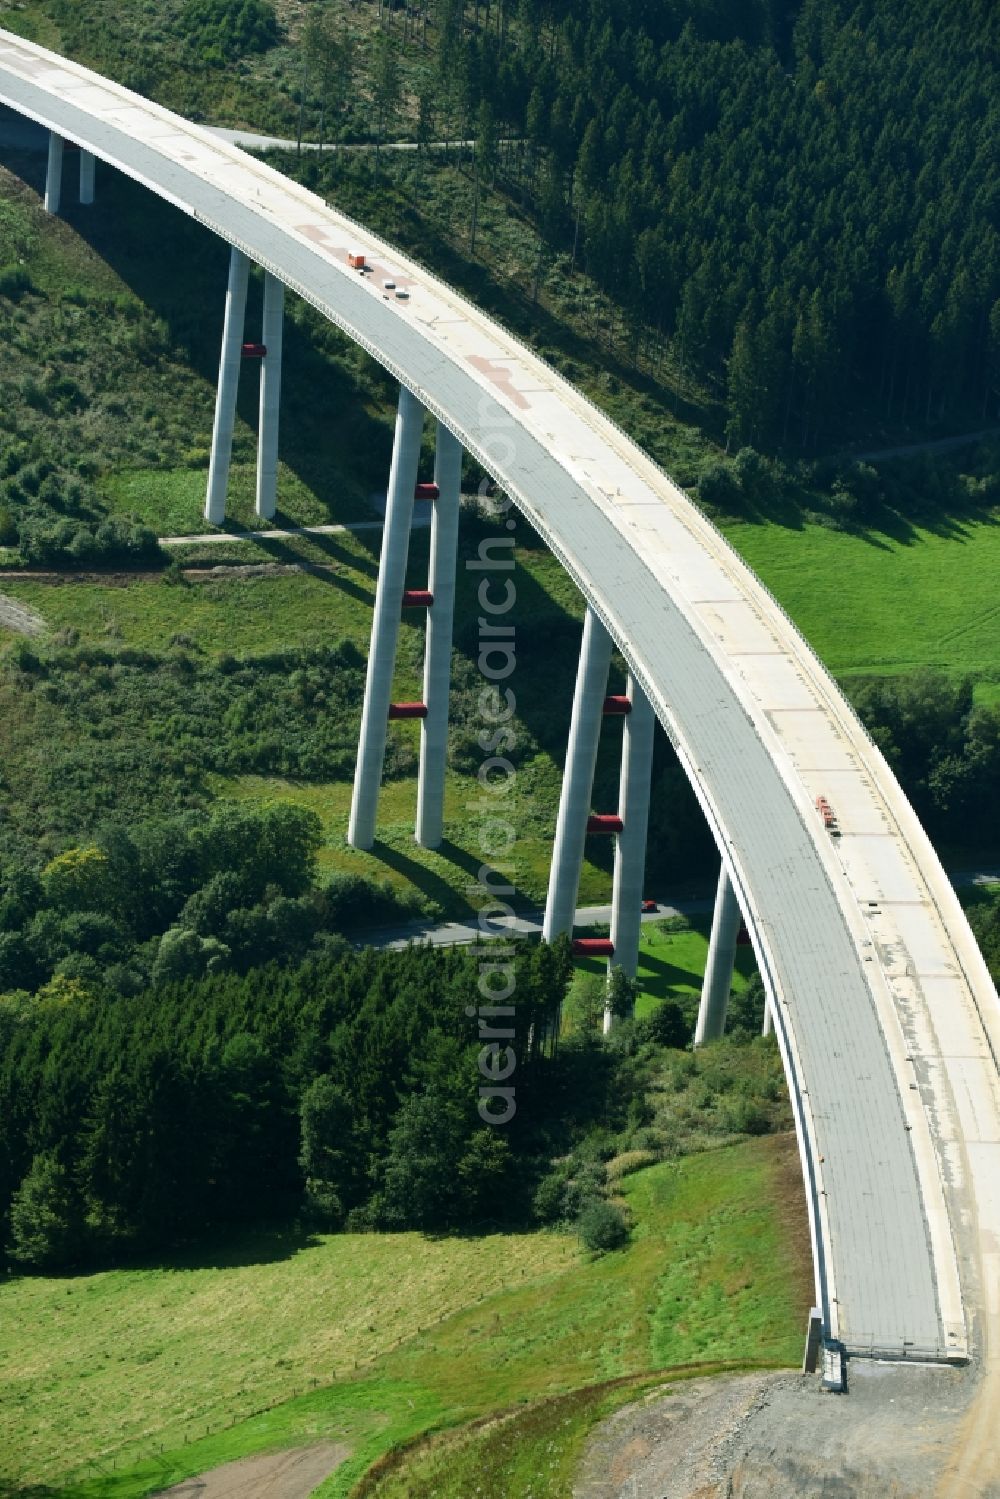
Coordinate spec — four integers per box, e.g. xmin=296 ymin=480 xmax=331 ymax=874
xmin=2 ymin=30 xmax=999 ymax=1393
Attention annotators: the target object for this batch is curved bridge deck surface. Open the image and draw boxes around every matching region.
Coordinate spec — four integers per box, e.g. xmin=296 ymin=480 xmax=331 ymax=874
xmin=2 ymin=31 xmax=999 ymax=1362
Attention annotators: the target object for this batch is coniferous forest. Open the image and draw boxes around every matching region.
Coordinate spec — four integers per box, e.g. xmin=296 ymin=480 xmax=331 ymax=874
xmin=435 ymin=0 xmax=1000 ymax=446
xmin=24 ymin=0 xmax=1000 ymax=448
xmin=0 ymin=940 xmax=574 ymax=1266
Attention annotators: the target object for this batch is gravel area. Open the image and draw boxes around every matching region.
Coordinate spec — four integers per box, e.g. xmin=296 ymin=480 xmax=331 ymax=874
xmin=575 ymin=1363 xmax=993 ymax=1499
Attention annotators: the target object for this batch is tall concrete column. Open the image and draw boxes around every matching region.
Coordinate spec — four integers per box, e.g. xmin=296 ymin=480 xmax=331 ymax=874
xmin=762 ymin=997 xmax=773 ymax=1037
xmin=415 ymin=422 xmax=462 ymax=848
xmin=205 ymin=246 xmax=250 ymax=525
xmin=348 ymin=386 xmax=425 ymax=849
xmin=79 ymin=150 xmax=95 ymax=206
xmin=255 ymin=273 xmax=284 ymax=520
xmin=605 ymin=677 xmax=655 ymax=1032
xmin=695 ymin=862 xmax=741 ymax=1044
xmin=542 ymin=607 xmax=612 ymax=941
xmin=44 ymin=132 xmax=63 ymax=214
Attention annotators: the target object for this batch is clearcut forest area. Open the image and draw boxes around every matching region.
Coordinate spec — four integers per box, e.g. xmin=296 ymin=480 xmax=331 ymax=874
xmin=0 ymin=0 xmax=998 ymax=1495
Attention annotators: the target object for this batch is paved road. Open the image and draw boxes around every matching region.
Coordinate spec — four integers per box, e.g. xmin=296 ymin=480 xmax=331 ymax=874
xmin=159 ymin=518 xmax=386 ymax=546
xmin=952 ymin=868 xmax=1000 ymax=888
xmin=0 ymin=106 xmax=471 ymax=158
xmin=357 ymin=896 xmax=712 ymax=951
xmin=158 ymin=490 xmax=451 ymax=546
xmin=206 ymin=125 xmax=477 ymax=155
xmin=352 ymin=871 xmax=997 ymax=951
xmin=3 ymin=30 xmax=999 ymax=1368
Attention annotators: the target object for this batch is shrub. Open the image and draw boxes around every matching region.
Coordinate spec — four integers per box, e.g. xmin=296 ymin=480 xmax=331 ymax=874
xmin=0 ymin=265 xmax=33 ymax=300
xmin=303 ymin=1181 xmax=344 ymax=1229
xmin=607 ymin=965 xmax=638 ymax=1020
xmin=9 ymin=1152 xmax=85 ymax=1269
xmin=605 ymin=1148 xmax=657 ymax=1182
xmin=178 ymin=0 xmax=278 ymax=64
xmin=152 ymin=926 xmax=230 ymax=985
xmin=731 ymin=446 xmax=769 ymax=500
xmin=532 ymin=1167 xmax=570 ymax=1225
xmin=698 ymin=461 xmax=741 ymax=512
xmin=18 ymin=512 xmax=159 ymax=569
xmin=639 ymin=998 xmax=692 ymax=1049
xmin=720 ymin=1096 xmax=772 ymax=1136
xmin=577 ymin=1199 xmax=630 ymax=1253
xmin=533 ymin=1156 xmax=608 ymax=1226
xmin=727 ymin=974 xmax=768 ymax=1037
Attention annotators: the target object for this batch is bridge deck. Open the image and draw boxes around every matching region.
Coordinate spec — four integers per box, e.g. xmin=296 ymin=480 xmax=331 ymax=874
xmin=2 ymin=29 xmax=999 ymax=1360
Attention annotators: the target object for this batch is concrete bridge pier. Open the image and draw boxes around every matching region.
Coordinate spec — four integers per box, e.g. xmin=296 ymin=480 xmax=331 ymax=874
xmin=43 ymin=130 xmax=62 ymax=213
xmin=205 ymin=245 xmax=249 ymax=524
xmin=255 ymin=272 xmax=284 ymax=520
xmin=348 ymin=385 xmax=425 ymax=849
xmin=79 ymin=149 xmax=95 ymax=205
xmin=605 ymin=676 xmax=655 ymax=1032
xmin=695 ymin=862 xmax=741 ymax=1044
xmin=542 ymin=606 xmax=612 ymax=942
xmin=415 ymin=422 xmax=462 ymax=849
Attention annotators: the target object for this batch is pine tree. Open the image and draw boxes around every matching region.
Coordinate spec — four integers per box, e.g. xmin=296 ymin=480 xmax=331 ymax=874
xmin=9 ymin=1152 xmax=84 ymax=1269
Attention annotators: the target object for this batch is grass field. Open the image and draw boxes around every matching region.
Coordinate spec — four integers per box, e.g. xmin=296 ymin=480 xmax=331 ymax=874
xmin=724 ymin=516 xmax=1000 ymax=698
xmin=0 ymin=1136 xmax=809 ymax=1495
xmin=8 ymin=513 xmax=1000 ymax=697
xmin=101 ymin=461 xmax=373 ymax=536
xmin=213 ymin=764 xmax=615 ymax=917
xmin=567 ymin=918 xmax=756 ymax=1026
xmin=0 ymin=551 xmax=382 ymax=656
xmin=0 ymin=535 xmax=630 ymax=919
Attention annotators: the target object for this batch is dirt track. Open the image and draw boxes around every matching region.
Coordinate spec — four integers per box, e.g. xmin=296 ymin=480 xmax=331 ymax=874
xmin=151 ymin=1441 xmax=349 ymax=1499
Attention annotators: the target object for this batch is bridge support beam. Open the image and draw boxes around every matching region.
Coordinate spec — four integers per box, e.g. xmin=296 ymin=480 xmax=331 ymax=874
xmin=605 ymin=676 xmax=655 ymax=1032
xmin=255 ymin=273 xmax=284 ymax=521
xmin=695 ymin=863 xmax=741 ymax=1044
xmin=79 ymin=150 xmax=95 ymax=206
xmin=543 ymin=607 xmax=612 ymax=942
xmin=348 ymin=386 xmax=425 ymax=849
xmin=44 ymin=131 xmax=63 ymax=214
xmin=205 ymin=246 xmax=249 ymax=525
xmin=416 ymin=422 xmax=462 ymax=849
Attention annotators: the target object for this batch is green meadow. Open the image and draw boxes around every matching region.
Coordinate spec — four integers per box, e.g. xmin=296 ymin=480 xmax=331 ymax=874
xmin=724 ymin=516 xmax=1000 ymax=699
xmin=0 ymin=1137 xmax=809 ymax=1496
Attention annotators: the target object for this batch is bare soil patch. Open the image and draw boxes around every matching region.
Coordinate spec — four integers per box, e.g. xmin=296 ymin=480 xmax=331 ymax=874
xmin=0 ymin=589 xmax=46 ymax=635
xmin=152 ymin=1441 xmax=349 ymax=1499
